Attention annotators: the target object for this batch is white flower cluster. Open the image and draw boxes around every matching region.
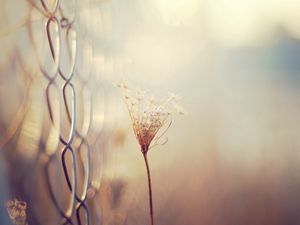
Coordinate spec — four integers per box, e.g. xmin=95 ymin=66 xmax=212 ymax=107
xmin=116 ymin=81 xmax=185 ymax=153
xmin=5 ymin=199 xmax=27 ymax=225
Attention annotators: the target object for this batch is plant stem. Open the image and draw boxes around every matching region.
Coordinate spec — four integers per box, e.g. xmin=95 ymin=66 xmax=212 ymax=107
xmin=143 ymin=152 xmax=154 ymax=225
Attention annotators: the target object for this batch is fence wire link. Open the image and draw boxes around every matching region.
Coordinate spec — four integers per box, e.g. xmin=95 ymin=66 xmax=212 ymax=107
xmin=39 ymin=0 xmax=92 ymax=224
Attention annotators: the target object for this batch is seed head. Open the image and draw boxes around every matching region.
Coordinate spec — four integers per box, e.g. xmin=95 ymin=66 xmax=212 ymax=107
xmin=116 ymin=82 xmax=185 ymax=153
xmin=5 ymin=199 xmax=27 ymax=225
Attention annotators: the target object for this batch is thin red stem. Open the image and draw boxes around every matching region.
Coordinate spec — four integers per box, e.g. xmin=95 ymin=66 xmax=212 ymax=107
xmin=143 ymin=152 xmax=154 ymax=225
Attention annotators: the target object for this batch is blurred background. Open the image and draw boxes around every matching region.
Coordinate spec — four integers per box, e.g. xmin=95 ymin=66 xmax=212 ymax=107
xmin=1 ymin=0 xmax=300 ymax=225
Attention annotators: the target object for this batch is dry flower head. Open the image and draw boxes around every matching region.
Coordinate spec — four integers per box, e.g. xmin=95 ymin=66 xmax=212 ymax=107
xmin=116 ymin=81 xmax=185 ymax=153
xmin=5 ymin=199 xmax=27 ymax=225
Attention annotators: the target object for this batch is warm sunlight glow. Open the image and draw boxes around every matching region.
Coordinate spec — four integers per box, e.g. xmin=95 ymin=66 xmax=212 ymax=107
xmin=205 ymin=0 xmax=300 ymax=46
xmin=154 ymin=0 xmax=201 ymax=25
xmin=205 ymin=0 xmax=268 ymax=46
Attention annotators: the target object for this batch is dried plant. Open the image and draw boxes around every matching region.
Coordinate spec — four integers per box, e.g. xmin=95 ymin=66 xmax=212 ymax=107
xmin=5 ymin=199 xmax=28 ymax=225
xmin=117 ymin=82 xmax=185 ymax=225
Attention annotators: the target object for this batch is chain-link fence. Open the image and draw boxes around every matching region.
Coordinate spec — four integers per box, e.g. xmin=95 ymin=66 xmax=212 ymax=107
xmin=0 ymin=1 xmax=111 ymax=224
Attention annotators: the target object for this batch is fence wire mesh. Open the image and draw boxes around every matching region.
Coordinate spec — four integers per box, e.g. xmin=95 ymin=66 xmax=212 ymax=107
xmin=0 ymin=0 xmax=109 ymax=224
